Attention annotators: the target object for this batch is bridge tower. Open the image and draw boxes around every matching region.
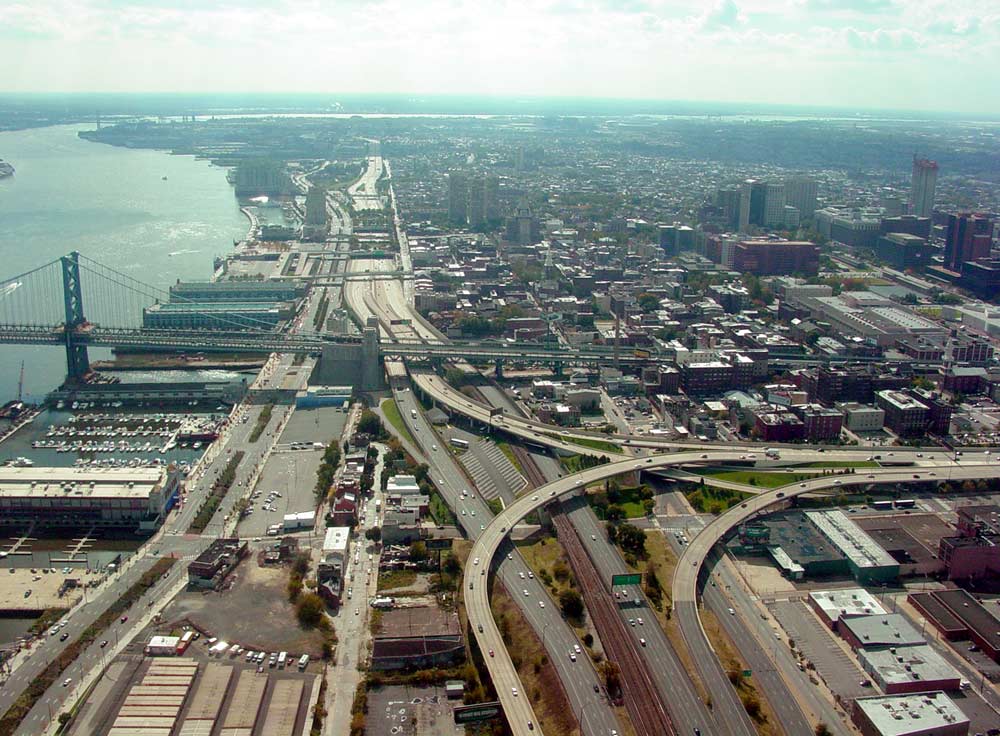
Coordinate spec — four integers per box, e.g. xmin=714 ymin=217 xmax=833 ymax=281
xmin=361 ymin=317 xmax=383 ymax=391
xmin=60 ymin=251 xmax=90 ymax=380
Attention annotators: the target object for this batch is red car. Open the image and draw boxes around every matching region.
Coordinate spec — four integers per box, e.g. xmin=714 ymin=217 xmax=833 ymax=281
xmin=120 ymin=616 xmax=128 ymax=623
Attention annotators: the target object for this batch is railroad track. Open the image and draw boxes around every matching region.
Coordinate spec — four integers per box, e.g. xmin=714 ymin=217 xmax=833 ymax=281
xmin=551 ymin=507 xmax=675 ymax=736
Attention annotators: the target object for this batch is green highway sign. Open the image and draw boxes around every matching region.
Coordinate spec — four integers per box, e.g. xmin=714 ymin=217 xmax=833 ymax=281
xmin=454 ymin=702 xmax=501 ymax=724
xmin=425 ymin=538 xmax=452 ymax=551
xmin=743 ymin=669 xmax=752 ymax=678
xmin=611 ymin=573 xmax=641 ymax=587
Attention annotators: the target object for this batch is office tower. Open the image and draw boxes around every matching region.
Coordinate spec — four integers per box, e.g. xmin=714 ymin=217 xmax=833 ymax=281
xmin=305 ymin=186 xmax=328 ymax=227
xmin=784 ymin=206 xmax=800 ymax=229
xmin=785 ymin=176 xmax=818 ymax=219
xmin=447 ymin=172 xmax=468 ymax=224
xmin=738 ymin=184 xmax=751 ymax=232
xmin=909 ymin=156 xmax=938 ymax=218
xmin=505 ymin=201 xmax=541 ymax=244
xmin=484 ymin=175 xmax=500 ymax=221
xmin=944 ymin=212 xmax=994 ymax=273
xmin=763 ymin=182 xmax=786 ymax=227
xmin=732 ymin=240 xmax=820 ymax=276
xmin=716 ymin=188 xmax=741 ymax=230
xmin=467 ymin=178 xmax=485 ymax=227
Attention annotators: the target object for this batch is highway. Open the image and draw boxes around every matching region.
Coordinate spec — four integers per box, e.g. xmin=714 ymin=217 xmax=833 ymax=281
xmin=466 ymin=454 xmax=1000 ymax=736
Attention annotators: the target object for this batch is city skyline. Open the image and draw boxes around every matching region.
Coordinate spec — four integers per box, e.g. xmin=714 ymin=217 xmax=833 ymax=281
xmin=1 ymin=0 xmax=998 ymax=115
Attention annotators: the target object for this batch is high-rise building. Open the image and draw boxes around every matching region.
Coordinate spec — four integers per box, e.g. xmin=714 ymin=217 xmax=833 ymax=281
xmin=504 ymin=202 xmax=541 ymax=245
xmin=909 ymin=156 xmax=938 ymax=218
xmin=447 ymin=172 xmax=468 ymax=224
xmin=467 ymin=178 xmax=485 ymax=227
xmin=305 ymin=186 xmax=328 ymax=228
xmin=763 ymin=182 xmax=786 ymax=227
xmin=874 ymin=233 xmax=933 ymax=271
xmin=715 ymin=188 xmax=741 ymax=229
xmin=484 ymin=175 xmax=500 ymax=222
xmin=944 ymin=212 xmax=994 ymax=273
xmin=784 ymin=177 xmax=818 ymax=219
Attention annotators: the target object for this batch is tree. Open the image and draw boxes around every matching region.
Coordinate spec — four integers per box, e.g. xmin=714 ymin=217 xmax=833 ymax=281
xmin=357 ymin=409 xmax=384 ymax=438
xmin=365 ymin=526 xmax=382 ymax=543
xmin=559 ymin=589 xmax=584 ymax=619
xmin=443 ymin=554 xmax=461 ymax=576
xmin=601 ymin=660 xmax=621 ymax=698
xmin=606 ymin=504 xmax=626 ymax=522
xmin=637 ymin=293 xmax=660 ymax=312
xmin=815 ymin=724 xmax=832 ymax=736
xmin=296 ymin=592 xmax=326 ymax=628
xmin=409 ymin=541 xmax=428 ymax=562
xmin=642 ymin=498 xmax=655 ymax=516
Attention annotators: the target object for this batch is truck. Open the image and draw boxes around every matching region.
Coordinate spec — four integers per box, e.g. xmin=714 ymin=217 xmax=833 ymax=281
xmin=410 ymin=409 xmax=417 ymax=419
xmin=764 ymin=448 xmax=781 ymax=459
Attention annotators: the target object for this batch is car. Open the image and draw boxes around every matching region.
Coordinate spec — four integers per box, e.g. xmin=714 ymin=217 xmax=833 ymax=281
xmin=593 ymin=684 xmax=600 ymax=693
xmin=62 ymin=678 xmax=72 ymax=687
xmin=512 ymin=687 xmax=518 ymax=697
xmin=728 ymin=608 xmax=735 ymax=615
xmin=531 ymin=496 xmax=538 ymax=502
xmin=471 ymin=510 xmax=476 ymax=517
xmin=834 ymin=480 xmax=842 ymax=486
xmin=473 ymin=557 xmax=480 ymax=566
xmin=859 ymin=679 xmax=872 ymax=687
xmin=591 ymin=534 xmax=597 ymax=541
xmin=431 ymin=444 xmax=437 ymax=451
xmin=637 ymin=617 xmax=644 ymax=625
xmin=629 ymin=619 xmax=635 ymax=627
xmin=507 ymin=553 xmax=512 ymax=560
xmin=528 ymin=571 xmax=534 ymax=579
xmin=913 ymin=474 xmax=921 ymax=479
xmin=488 ymin=649 xmax=494 ymax=657
xmin=461 ymin=510 xmax=466 ymax=516
xmin=478 ymin=624 xmax=484 ymax=633
xmin=527 ymin=721 xmax=534 ymax=731
xmin=60 ymin=632 xmax=69 ymax=641
xmin=519 ymin=571 xmax=526 ymax=579
xmin=354 ymin=608 xmax=359 ymax=616
xmin=569 ymin=652 xmax=576 ymax=661
xmin=539 ymin=601 xmax=545 ymax=608
xmin=800 ymin=483 xmax=807 ymax=488
xmin=575 ymin=480 xmax=582 ymax=486
xmin=100 ymin=640 xmax=108 ymax=648
xmin=480 ymin=524 xmax=485 ymax=530
xmin=523 ymin=589 xmax=529 ymax=597
xmin=776 ymin=492 xmax=785 ymax=498
xmin=640 ymin=638 xmax=646 ymax=646
xmin=700 ymin=454 xmax=708 ymax=459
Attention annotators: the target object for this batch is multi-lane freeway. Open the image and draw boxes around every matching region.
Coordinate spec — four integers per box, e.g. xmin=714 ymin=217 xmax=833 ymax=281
xmin=466 ymin=453 xmax=1000 ymax=736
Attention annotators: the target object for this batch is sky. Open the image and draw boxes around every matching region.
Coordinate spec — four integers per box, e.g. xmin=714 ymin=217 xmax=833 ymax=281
xmin=1 ymin=0 xmax=998 ymax=115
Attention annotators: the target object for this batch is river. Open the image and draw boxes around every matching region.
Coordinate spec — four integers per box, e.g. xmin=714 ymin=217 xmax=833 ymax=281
xmin=0 ymin=124 xmax=246 ymax=402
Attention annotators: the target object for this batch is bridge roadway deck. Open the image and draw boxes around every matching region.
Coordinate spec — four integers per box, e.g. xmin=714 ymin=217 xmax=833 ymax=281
xmin=467 ymin=453 xmax=992 ymax=736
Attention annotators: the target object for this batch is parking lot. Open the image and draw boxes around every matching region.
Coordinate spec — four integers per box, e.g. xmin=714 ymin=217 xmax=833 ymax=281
xmin=236 ymin=405 xmax=348 ymax=538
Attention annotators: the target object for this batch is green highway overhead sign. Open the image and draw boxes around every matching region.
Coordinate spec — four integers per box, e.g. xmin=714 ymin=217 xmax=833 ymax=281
xmin=611 ymin=573 xmax=642 ymax=587
xmin=453 ymin=702 xmax=502 ymax=724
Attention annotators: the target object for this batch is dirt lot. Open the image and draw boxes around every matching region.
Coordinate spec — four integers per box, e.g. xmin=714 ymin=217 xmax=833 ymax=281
xmin=164 ymin=557 xmax=324 ymax=657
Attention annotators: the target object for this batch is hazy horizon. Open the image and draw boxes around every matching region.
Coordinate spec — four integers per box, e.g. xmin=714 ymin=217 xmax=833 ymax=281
xmin=1 ymin=0 xmax=998 ymax=116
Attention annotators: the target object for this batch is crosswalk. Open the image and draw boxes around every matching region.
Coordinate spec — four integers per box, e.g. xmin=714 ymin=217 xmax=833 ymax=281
xmin=459 ymin=439 xmax=527 ymax=500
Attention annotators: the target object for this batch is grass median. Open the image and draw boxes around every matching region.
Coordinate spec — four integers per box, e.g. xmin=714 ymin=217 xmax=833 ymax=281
xmin=248 ymin=404 xmax=273 ymax=443
xmin=379 ymin=399 xmax=417 ymax=447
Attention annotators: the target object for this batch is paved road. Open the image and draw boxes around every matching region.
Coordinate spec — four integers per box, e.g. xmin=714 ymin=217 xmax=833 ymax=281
xmin=391 ymin=386 xmax=621 ymax=736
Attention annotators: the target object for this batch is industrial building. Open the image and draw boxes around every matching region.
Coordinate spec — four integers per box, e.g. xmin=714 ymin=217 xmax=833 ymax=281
xmin=805 ymin=510 xmax=900 ymax=584
xmin=294 ymin=386 xmax=352 ymax=409
xmin=731 ymin=511 xmax=847 ymax=579
xmin=909 ymin=588 xmax=1000 ymax=662
xmin=852 ymin=692 xmax=968 ymax=736
xmin=938 ymin=504 xmax=1000 ymax=581
xmin=143 ymin=301 xmax=294 ymax=331
xmin=839 ymin=614 xmax=925 ymax=651
xmin=808 ymin=588 xmax=887 ymax=630
xmin=168 ymin=280 xmax=306 ymax=303
xmin=0 ymin=465 xmax=180 ymax=531
xmin=187 ymin=538 xmax=248 ymax=590
xmin=857 ymin=645 xmax=961 ymax=695
xmin=371 ymin=606 xmax=464 ymax=671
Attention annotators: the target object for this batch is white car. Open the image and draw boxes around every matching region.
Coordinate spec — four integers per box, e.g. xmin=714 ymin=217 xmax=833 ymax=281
xmin=519 ymin=572 xmax=525 ymax=579
xmin=512 ymin=687 xmax=518 ymax=697
xmin=523 ymin=589 xmax=529 ymax=596
xmin=569 ymin=652 xmax=576 ymax=662
xmin=539 ymin=601 xmax=545 ymax=608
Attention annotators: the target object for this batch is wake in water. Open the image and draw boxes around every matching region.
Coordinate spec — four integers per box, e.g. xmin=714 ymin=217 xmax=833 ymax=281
xmin=168 ymin=249 xmax=201 ymax=257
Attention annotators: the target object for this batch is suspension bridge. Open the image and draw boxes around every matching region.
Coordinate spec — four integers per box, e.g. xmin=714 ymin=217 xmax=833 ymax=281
xmin=0 ymin=252 xmax=660 ymax=388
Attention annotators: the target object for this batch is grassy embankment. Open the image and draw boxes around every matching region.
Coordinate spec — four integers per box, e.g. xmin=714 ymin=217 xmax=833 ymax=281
xmin=379 ymin=399 xmax=416 ymax=447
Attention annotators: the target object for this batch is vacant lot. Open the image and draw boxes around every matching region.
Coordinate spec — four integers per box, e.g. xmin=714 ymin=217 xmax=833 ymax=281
xmin=165 ymin=558 xmax=324 ymax=657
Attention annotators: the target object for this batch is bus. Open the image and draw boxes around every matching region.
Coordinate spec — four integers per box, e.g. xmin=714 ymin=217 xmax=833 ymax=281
xmin=297 ymin=654 xmax=310 ymax=671
xmin=277 ymin=651 xmax=287 ymax=669
xmin=872 ymin=500 xmax=893 ymax=510
xmin=176 ymin=630 xmax=195 ymax=654
xmin=894 ymin=499 xmax=916 ymax=509
xmin=450 ymin=437 xmax=470 ymax=450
